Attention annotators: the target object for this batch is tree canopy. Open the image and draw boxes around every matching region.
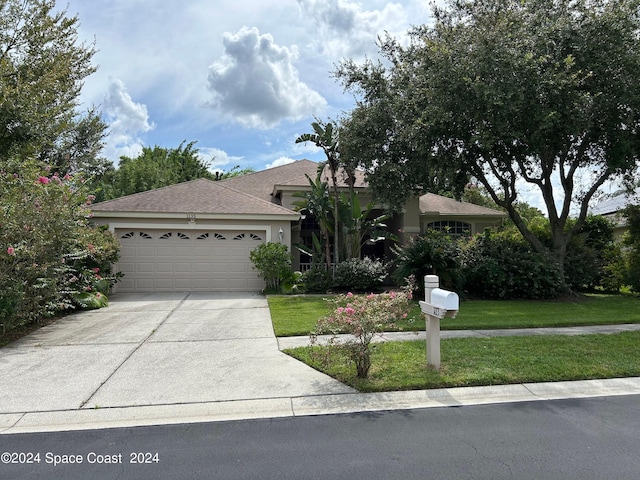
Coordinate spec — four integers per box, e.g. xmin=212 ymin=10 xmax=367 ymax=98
xmin=337 ymin=0 xmax=640 ymax=286
xmin=99 ymin=141 xmax=215 ymax=200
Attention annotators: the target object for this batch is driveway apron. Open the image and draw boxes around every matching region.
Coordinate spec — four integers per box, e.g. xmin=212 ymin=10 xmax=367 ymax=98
xmin=0 ymin=292 xmax=354 ymax=415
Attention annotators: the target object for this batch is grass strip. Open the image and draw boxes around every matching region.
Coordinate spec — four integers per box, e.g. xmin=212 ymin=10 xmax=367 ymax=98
xmin=268 ymin=294 xmax=640 ymax=337
xmin=284 ymin=331 xmax=640 ymax=392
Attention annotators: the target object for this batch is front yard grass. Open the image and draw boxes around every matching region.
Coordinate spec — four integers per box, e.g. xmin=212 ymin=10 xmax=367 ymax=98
xmin=284 ymin=331 xmax=640 ymax=392
xmin=268 ymin=293 xmax=640 ymax=337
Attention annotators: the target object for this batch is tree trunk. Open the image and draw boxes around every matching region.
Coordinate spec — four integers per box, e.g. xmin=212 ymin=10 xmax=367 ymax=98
xmin=354 ymin=348 xmax=371 ymax=378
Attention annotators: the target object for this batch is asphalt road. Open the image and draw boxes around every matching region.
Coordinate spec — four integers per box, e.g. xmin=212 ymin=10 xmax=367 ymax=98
xmin=1 ymin=395 xmax=639 ymax=480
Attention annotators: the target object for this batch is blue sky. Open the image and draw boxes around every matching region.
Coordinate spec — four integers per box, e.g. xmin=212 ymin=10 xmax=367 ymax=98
xmin=65 ymin=0 xmax=431 ymax=173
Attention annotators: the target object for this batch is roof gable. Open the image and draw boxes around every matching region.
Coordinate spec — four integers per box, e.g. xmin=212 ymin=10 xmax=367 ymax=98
xmin=91 ymin=179 xmax=298 ymax=217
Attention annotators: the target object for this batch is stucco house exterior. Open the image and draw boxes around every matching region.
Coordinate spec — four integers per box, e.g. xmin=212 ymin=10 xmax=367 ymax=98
xmin=92 ymin=159 xmax=506 ymax=292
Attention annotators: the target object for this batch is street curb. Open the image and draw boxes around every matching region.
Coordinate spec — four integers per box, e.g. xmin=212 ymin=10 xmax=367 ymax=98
xmin=2 ymin=377 xmax=639 ymax=435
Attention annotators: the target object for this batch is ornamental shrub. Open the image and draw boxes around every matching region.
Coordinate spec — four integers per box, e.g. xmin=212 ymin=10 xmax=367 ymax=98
xmin=249 ymin=242 xmax=293 ymax=293
xmin=311 ymin=277 xmax=415 ymax=378
xmin=300 ymin=266 xmax=332 ymax=293
xmin=0 ymin=162 xmax=120 ymax=335
xmin=460 ymin=230 xmax=564 ymax=299
xmin=332 ymin=257 xmax=387 ymax=292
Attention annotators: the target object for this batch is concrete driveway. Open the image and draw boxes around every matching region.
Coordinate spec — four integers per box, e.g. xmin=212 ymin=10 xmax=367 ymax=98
xmin=0 ymin=292 xmax=354 ymax=416
xmin=4 ymin=292 xmax=640 ymax=434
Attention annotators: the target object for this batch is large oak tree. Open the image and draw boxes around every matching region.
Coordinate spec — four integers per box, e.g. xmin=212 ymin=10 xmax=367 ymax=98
xmin=337 ymin=0 xmax=640 ymax=289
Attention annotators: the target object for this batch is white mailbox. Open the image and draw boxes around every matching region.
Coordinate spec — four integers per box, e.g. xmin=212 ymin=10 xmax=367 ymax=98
xmin=430 ymin=288 xmax=459 ymax=311
xmin=421 ymin=275 xmax=461 ymax=370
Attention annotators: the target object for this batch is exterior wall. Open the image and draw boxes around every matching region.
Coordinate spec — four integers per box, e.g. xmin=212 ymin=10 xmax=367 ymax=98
xmin=398 ymin=196 xmax=422 ymax=241
xmin=420 ymin=215 xmax=504 ymax=235
xmin=279 ymin=187 xmax=375 ymax=211
xmin=92 ymin=216 xmax=292 ymax=250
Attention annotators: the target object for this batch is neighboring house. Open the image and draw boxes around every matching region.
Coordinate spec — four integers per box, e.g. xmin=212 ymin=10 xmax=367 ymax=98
xmin=91 ymin=159 xmax=505 ymax=292
xmin=591 ymin=188 xmax=640 ymax=239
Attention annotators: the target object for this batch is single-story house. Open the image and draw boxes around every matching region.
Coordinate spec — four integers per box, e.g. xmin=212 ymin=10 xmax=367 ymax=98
xmin=591 ymin=187 xmax=640 ymax=239
xmin=92 ymin=159 xmax=506 ymax=292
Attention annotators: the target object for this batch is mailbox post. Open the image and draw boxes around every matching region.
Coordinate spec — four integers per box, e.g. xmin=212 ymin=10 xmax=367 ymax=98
xmin=419 ymin=275 xmax=459 ymax=370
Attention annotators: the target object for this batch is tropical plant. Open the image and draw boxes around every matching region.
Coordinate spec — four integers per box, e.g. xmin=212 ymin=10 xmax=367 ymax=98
xmin=296 ymin=120 xmax=342 ymax=267
xmin=292 ymin=171 xmax=334 ymax=271
xmin=391 ymin=230 xmax=462 ymax=294
xmin=337 ymin=190 xmax=396 ymax=260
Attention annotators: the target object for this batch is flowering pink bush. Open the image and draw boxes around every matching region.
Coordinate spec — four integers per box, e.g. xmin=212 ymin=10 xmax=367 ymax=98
xmin=1 ymin=163 xmax=120 ymax=335
xmin=311 ymin=277 xmax=415 ymax=378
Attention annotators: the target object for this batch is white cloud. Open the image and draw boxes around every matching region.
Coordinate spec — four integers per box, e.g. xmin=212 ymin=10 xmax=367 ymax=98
xmin=265 ymin=156 xmax=296 ymax=169
xmin=198 ymin=147 xmax=244 ymax=170
xmin=206 ymin=26 xmax=327 ymax=129
xmin=102 ymin=78 xmax=154 ymax=161
xmin=296 ymin=0 xmax=410 ymax=59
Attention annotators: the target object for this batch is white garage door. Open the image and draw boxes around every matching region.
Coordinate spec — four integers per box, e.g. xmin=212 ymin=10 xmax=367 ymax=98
xmin=115 ymin=229 xmax=265 ymax=292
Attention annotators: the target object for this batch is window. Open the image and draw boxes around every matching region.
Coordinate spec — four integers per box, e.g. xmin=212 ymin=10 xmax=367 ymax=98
xmin=159 ymin=232 xmax=172 ymax=239
xmin=196 ymin=233 xmax=209 ymax=240
xmin=214 ymin=233 xmax=226 ymax=240
xmin=426 ymin=221 xmax=471 ymax=236
xmin=177 ymin=232 xmax=190 ymax=240
xmin=120 ymin=231 xmax=135 ymax=239
xmin=139 ymin=232 xmax=153 ymax=239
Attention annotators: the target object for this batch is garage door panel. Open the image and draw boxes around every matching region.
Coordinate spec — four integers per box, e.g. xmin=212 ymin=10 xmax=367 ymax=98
xmin=174 ymin=279 xmax=193 ymax=290
xmin=116 ymin=229 xmax=264 ymax=292
xmin=137 ymin=263 xmax=155 ymax=273
xmin=118 ymin=278 xmax=135 ymax=290
xmin=136 ymin=246 xmax=156 ymax=257
xmin=174 ymin=246 xmax=194 ymax=257
xmin=175 ymin=262 xmax=193 ymax=273
xmin=229 ymin=262 xmax=249 ymax=273
xmin=192 ymin=245 xmax=211 ymax=254
xmin=156 ymin=246 xmax=174 ymax=256
xmin=192 ymin=263 xmax=212 ymax=273
xmin=118 ymin=262 xmax=135 ymax=274
xmin=136 ymin=279 xmax=155 ymax=290
xmin=156 ymin=263 xmax=174 ymax=273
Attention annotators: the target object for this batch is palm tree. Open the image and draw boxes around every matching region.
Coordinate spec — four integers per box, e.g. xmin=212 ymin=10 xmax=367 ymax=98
xmin=291 ymin=172 xmax=333 ymax=271
xmin=296 ymin=120 xmax=341 ymax=268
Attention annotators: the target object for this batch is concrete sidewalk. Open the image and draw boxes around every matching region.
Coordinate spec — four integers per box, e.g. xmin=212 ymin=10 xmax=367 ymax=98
xmin=1 ymin=292 xmax=639 ymax=435
xmin=277 ymin=323 xmax=640 ymax=349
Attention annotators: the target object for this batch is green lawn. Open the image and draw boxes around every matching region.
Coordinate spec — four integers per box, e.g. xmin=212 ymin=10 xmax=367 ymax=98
xmin=285 ymin=331 xmax=640 ymax=392
xmin=268 ymin=293 xmax=640 ymax=337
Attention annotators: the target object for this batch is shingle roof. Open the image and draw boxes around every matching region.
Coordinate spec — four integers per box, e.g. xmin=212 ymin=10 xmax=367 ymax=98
xmin=91 ymin=178 xmax=299 ymax=217
xmin=591 ymin=188 xmax=640 ymax=215
xmin=419 ymin=193 xmax=507 ymax=217
xmin=220 ymin=159 xmax=368 ymax=202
